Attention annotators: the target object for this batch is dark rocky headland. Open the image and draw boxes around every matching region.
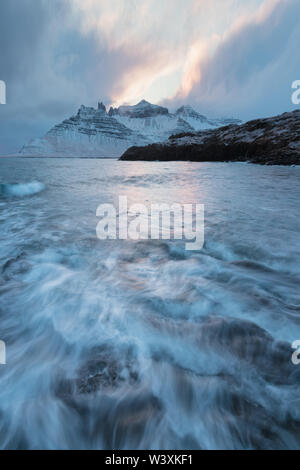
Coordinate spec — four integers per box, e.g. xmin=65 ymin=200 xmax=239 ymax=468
xmin=120 ymin=110 xmax=300 ymax=165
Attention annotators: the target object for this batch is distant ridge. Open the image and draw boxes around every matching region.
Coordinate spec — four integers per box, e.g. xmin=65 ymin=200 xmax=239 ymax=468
xmin=20 ymin=100 xmax=241 ymax=158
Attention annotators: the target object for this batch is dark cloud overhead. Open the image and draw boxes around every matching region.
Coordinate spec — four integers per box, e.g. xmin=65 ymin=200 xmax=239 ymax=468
xmin=0 ymin=0 xmax=172 ymax=152
xmin=0 ymin=0 xmax=146 ymax=152
xmin=168 ymin=0 xmax=300 ymax=120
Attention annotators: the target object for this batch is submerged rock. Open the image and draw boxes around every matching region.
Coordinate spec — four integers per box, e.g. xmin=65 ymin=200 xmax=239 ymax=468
xmin=199 ymin=316 xmax=297 ymax=385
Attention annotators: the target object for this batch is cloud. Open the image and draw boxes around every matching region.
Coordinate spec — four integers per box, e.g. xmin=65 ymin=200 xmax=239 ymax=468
xmin=0 ymin=0 xmax=191 ymax=151
xmin=0 ymin=0 xmax=298 ymax=153
xmin=168 ymin=0 xmax=300 ymax=119
xmin=0 ymin=0 xmax=77 ymax=152
xmin=72 ymin=0 xmax=265 ymax=106
xmin=0 ymin=0 xmax=161 ymax=152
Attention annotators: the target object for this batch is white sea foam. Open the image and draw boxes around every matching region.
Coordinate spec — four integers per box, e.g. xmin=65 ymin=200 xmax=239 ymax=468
xmin=0 ymin=159 xmax=300 ymax=450
xmin=0 ymin=181 xmax=45 ymax=197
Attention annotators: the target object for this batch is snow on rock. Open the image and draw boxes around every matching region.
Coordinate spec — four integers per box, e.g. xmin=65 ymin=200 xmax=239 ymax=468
xmin=20 ymin=100 xmax=241 ymax=158
xmin=120 ymin=110 xmax=300 ymax=166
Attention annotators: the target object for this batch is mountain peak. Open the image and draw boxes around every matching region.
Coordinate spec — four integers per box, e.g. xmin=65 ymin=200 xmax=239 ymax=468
xmin=176 ymin=105 xmax=208 ymax=123
xmin=137 ymin=99 xmax=150 ymax=106
xmin=20 ymin=98 xmax=242 ymax=158
xmin=98 ymin=102 xmax=107 ymax=113
xmin=117 ymin=100 xmax=169 ymax=118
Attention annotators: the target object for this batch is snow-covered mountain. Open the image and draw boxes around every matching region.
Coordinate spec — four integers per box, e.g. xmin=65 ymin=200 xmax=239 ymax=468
xmin=20 ymin=100 xmax=241 ymax=157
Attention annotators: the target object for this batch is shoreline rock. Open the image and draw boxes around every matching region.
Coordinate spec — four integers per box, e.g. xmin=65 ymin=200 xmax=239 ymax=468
xmin=120 ymin=110 xmax=300 ymax=165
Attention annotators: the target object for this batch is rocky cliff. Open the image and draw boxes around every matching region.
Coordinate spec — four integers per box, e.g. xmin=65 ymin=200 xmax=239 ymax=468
xmin=120 ymin=110 xmax=300 ymax=165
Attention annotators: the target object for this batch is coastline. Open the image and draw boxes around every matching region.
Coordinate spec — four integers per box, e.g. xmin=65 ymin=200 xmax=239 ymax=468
xmin=120 ymin=110 xmax=300 ymax=166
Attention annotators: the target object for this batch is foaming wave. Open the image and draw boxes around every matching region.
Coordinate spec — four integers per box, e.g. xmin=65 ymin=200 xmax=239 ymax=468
xmin=1 ymin=159 xmax=300 ymax=449
xmin=0 ymin=181 xmax=45 ymax=197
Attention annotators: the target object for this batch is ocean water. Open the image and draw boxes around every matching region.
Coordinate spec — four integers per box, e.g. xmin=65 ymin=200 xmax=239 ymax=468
xmin=0 ymin=157 xmax=300 ymax=450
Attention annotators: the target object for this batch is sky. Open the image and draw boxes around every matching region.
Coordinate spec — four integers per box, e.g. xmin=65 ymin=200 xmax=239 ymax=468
xmin=0 ymin=0 xmax=299 ymax=153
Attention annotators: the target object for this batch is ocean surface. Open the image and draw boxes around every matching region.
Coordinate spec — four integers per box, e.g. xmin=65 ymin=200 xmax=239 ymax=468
xmin=0 ymin=157 xmax=300 ymax=450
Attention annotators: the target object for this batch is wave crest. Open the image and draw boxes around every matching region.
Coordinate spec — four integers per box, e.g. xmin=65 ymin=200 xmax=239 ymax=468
xmin=0 ymin=181 xmax=45 ymax=197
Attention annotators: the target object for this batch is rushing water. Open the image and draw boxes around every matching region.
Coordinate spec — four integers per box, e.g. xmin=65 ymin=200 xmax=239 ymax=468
xmin=0 ymin=157 xmax=300 ymax=450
